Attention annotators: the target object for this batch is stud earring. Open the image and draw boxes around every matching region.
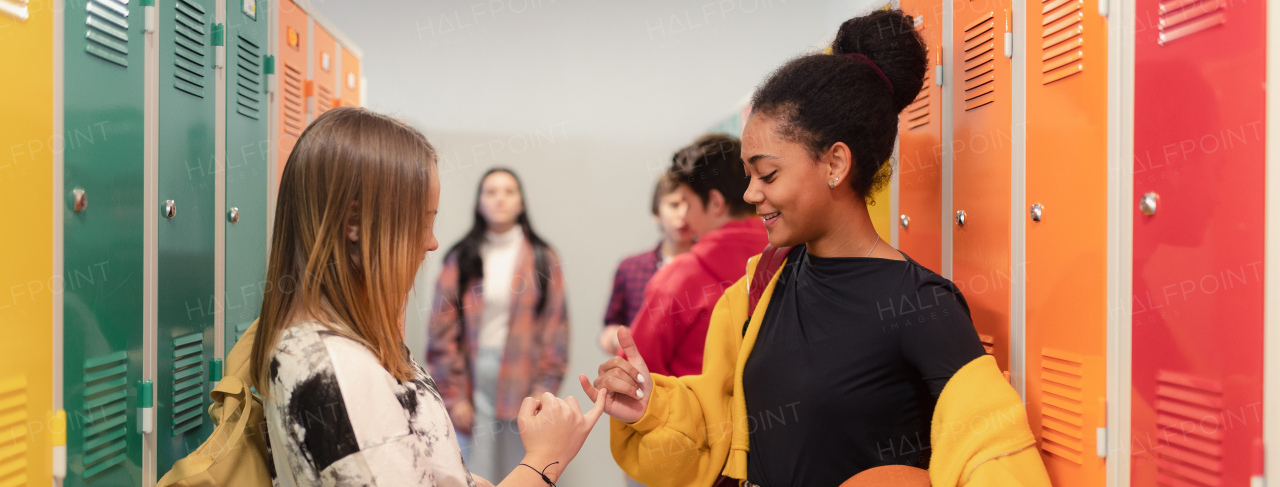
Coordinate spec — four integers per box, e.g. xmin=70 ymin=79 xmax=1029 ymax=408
xmin=829 ymin=176 xmax=839 ymax=189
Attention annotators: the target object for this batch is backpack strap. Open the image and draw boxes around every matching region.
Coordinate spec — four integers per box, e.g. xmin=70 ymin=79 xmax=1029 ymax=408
xmin=743 ymin=245 xmax=793 ymax=337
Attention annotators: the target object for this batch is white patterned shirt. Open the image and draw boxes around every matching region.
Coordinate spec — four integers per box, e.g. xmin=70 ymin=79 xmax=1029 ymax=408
xmin=264 ymin=321 xmax=475 ymax=487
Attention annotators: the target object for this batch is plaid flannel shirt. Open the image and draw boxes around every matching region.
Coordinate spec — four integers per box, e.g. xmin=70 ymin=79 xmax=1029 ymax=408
xmin=603 ymin=243 xmax=663 ymax=327
xmin=427 ymin=242 xmax=570 ymax=421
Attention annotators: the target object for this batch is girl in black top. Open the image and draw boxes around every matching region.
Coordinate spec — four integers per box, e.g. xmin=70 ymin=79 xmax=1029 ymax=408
xmin=585 ymin=9 xmax=1019 ymax=486
xmin=736 ymin=9 xmax=986 ymax=484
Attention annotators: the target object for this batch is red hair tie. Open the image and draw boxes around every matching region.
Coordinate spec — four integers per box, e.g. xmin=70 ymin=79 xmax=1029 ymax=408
xmin=844 ymin=53 xmax=894 ymax=94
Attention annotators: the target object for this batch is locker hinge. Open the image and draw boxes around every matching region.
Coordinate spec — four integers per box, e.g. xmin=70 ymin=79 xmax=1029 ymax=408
xmin=142 ymin=0 xmax=157 ymax=34
xmin=264 ymin=55 xmax=276 ymax=94
xmin=1096 ymin=428 xmax=1107 ymax=458
xmin=213 ymin=23 xmax=226 ymax=69
xmin=1099 ymin=0 xmax=1110 ymax=18
xmin=934 ymin=46 xmax=943 ymax=87
xmin=210 ymin=358 xmax=224 ymax=388
xmin=1002 ymin=9 xmax=1013 ymax=58
xmin=51 ymin=410 xmax=66 ymax=479
xmin=1096 ymin=397 xmax=1108 ymax=458
xmin=137 ymin=380 xmax=154 ymax=434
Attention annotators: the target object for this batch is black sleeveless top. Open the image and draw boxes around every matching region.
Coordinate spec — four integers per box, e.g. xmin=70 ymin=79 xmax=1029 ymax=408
xmin=743 ymin=245 xmax=985 ymax=486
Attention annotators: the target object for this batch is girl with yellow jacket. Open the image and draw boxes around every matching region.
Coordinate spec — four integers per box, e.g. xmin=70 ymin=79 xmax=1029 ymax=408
xmin=579 ymin=9 xmax=1051 ymax=487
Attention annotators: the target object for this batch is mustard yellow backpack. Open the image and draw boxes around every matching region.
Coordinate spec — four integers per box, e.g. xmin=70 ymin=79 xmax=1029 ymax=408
xmin=158 ymin=320 xmax=272 ymax=487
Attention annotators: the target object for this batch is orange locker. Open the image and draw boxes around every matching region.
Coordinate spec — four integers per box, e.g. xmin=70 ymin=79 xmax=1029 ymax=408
xmin=311 ymin=24 xmax=338 ymax=120
xmin=276 ymin=0 xmax=309 ymax=180
xmin=896 ymin=0 xmax=944 ymax=274
xmin=339 ymin=45 xmax=362 ymax=107
xmin=1023 ymin=0 xmax=1108 ymax=484
xmin=951 ymin=2 xmax=1013 ymax=372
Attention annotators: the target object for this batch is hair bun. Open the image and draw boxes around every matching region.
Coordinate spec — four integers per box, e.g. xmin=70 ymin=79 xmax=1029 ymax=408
xmin=832 ymin=9 xmax=928 ymax=113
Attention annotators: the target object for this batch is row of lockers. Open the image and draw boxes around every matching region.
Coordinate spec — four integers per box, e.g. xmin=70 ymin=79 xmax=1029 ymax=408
xmin=886 ymin=0 xmax=1268 ymax=486
xmin=0 ymin=0 xmax=363 ymax=485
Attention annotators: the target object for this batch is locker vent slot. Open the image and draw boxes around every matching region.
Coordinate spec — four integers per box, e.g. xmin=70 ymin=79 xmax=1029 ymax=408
xmin=0 ymin=376 xmax=29 ymax=486
xmin=172 ymin=0 xmax=208 ymax=98
xmin=1158 ymin=0 xmax=1226 ymax=45
xmin=282 ymin=62 xmax=306 ymax=136
xmin=905 ymin=49 xmax=932 ymax=130
xmin=317 ymin=84 xmax=334 ymax=117
xmin=978 ymin=333 xmax=996 ymax=356
xmin=171 ymin=332 xmax=206 ymax=437
xmin=1154 ymin=370 xmax=1224 ymax=486
xmin=235 ymin=34 xmax=264 ymax=120
xmin=1039 ymin=349 xmax=1085 ymax=464
xmin=962 ymin=11 xmax=997 ymax=111
xmin=1040 ymin=0 xmax=1085 ymax=85
xmin=84 ymin=0 xmax=131 ymax=68
xmin=81 ymin=351 xmax=129 ymax=479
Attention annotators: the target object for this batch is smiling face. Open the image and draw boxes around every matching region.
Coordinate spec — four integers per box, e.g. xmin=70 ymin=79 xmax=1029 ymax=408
xmin=741 ymin=114 xmax=851 ymax=248
xmin=477 ymin=170 xmax=524 ymax=231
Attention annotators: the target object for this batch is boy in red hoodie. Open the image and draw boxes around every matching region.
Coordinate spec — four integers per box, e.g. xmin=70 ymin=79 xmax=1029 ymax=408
xmin=628 ymin=134 xmax=768 ymax=377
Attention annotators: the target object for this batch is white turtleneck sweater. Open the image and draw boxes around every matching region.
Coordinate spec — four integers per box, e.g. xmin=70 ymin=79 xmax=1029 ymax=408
xmin=478 ymin=226 xmax=524 ymax=350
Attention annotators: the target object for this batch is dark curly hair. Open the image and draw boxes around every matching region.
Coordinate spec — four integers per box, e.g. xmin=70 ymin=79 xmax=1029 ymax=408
xmin=666 ymin=134 xmax=755 ymax=217
xmin=750 ymin=9 xmax=927 ymax=200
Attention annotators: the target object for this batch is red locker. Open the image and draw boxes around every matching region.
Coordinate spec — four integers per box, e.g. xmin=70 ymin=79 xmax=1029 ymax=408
xmin=952 ymin=1 xmax=1013 ymax=373
xmin=1131 ymin=0 xmax=1267 ymax=485
xmin=897 ymin=0 xmax=944 ymax=274
xmin=1024 ymin=0 xmax=1108 ymax=485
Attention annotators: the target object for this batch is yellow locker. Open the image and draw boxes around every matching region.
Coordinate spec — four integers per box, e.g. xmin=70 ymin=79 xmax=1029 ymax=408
xmin=0 ymin=1 xmax=56 ymax=485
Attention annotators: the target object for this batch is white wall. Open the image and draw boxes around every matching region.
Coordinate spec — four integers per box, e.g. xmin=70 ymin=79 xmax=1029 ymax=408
xmin=310 ymin=1 xmax=886 ymax=485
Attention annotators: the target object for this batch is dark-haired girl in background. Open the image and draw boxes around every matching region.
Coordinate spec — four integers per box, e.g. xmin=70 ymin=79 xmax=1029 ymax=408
xmin=428 ymin=168 xmax=570 ymax=482
xmin=583 ymin=9 xmax=1050 ymax=487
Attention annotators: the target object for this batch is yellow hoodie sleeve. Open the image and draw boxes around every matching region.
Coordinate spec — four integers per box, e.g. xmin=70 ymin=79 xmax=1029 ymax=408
xmin=929 ymin=355 xmax=1052 ymax=487
xmin=610 ymin=274 xmax=750 ymax=487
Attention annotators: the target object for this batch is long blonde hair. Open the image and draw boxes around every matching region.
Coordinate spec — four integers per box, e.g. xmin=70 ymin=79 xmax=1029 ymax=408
xmin=252 ymin=107 xmax=436 ymax=393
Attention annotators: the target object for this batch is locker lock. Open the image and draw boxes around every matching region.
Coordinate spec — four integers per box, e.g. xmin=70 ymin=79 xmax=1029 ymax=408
xmin=900 ymin=214 xmax=910 ymax=229
xmin=1139 ymin=192 xmax=1159 ymax=216
xmin=1030 ymin=204 xmax=1044 ymax=222
xmin=955 ymin=210 xmax=967 ymax=227
xmin=163 ymin=200 xmax=177 ymax=219
xmin=72 ymin=188 xmax=87 ymax=212
xmin=227 ymin=207 xmax=240 ymax=223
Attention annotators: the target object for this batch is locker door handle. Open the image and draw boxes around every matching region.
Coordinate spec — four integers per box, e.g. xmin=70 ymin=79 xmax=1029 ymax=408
xmin=0 ymin=0 xmax=29 ymax=21
xmin=1140 ymin=192 xmax=1159 ymax=216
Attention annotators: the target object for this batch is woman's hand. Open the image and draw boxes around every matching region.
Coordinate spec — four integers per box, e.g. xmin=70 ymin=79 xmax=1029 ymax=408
xmin=450 ymin=402 xmax=475 ymax=435
xmin=579 ymin=327 xmax=652 ymax=424
xmin=514 ymin=391 xmax=607 ymax=483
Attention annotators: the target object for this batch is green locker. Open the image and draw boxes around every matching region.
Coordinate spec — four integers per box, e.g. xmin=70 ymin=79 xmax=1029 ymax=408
xmin=157 ymin=0 xmax=218 ymax=474
xmin=225 ymin=0 xmax=270 ymax=353
xmin=62 ymin=0 xmax=147 ymax=485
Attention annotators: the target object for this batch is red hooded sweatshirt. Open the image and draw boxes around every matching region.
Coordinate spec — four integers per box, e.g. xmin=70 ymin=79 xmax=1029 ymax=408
xmin=628 ymin=219 xmax=769 ymax=376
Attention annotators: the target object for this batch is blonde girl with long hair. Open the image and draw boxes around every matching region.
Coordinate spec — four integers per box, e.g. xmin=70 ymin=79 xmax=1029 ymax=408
xmin=251 ymin=107 xmax=602 ymax=487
